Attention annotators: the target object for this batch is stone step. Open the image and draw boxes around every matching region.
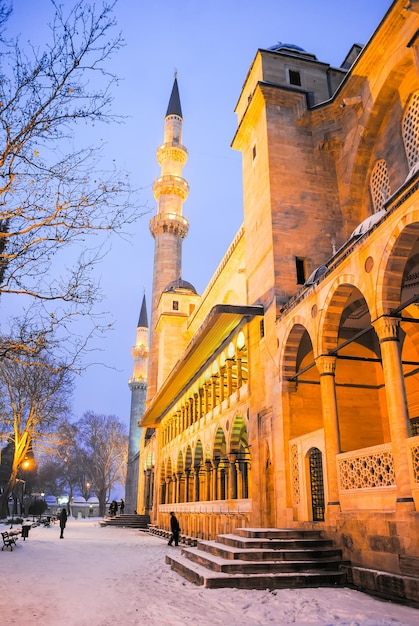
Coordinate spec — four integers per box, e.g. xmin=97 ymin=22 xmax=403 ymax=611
xmin=181 ymin=545 xmax=345 ymax=574
xmin=100 ymin=514 xmax=150 ymax=529
xmin=166 ymin=527 xmax=347 ymax=590
xmin=234 ymin=527 xmax=324 ymax=540
xmin=197 ymin=539 xmax=342 ymax=562
xmin=166 ymin=552 xmax=346 ymax=589
xmin=216 ymin=532 xmax=334 ymax=550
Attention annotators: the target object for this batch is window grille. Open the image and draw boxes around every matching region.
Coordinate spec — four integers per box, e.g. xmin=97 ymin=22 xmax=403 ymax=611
xmin=370 ymin=159 xmax=390 ymax=212
xmin=402 ymin=91 xmax=419 ymax=170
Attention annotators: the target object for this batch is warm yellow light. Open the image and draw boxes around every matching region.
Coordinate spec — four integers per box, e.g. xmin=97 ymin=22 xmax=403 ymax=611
xmin=237 ymin=331 xmax=245 ymax=350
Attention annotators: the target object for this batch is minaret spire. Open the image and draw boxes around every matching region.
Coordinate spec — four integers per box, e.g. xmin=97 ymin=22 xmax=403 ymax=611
xmin=147 ymin=76 xmax=189 ymax=400
xmin=124 ymin=293 xmax=149 ymax=514
xmin=166 ymin=74 xmax=182 ymax=118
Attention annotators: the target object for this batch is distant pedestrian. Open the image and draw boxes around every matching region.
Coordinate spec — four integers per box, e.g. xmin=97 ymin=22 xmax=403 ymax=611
xmin=120 ymin=499 xmax=125 ymax=514
xmin=168 ymin=511 xmax=180 ymax=546
xmin=59 ymin=508 xmax=67 ymax=539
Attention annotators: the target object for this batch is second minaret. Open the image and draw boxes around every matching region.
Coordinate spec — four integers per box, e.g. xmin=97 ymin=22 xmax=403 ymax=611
xmin=148 ymin=76 xmax=189 ymax=400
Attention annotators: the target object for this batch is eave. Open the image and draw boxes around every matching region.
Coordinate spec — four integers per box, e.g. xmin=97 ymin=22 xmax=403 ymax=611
xmin=140 ymin=304 xmax=264 ymax=427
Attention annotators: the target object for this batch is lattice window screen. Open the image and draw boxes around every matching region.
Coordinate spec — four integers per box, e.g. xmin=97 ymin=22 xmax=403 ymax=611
xmin=402 ymin=91 xmax=419 ymax=170
xmin=370 ymin=159 xmax=390 ymax=212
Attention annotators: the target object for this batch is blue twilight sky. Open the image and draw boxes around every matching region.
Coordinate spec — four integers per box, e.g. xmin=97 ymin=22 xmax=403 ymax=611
xmin=7 ymin=0 xmax=391 ymax=426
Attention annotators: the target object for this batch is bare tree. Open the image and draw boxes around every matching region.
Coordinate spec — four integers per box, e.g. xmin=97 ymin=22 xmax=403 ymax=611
xmin=0 ymin=0 xmax=140 ymax=347
xmin=0 ymin=345 xmax=73 ymax=517
xmin=33 ymin=416 xmax=80 ymax=502
xmin=75 ymin=411 xmax=127 ymax=516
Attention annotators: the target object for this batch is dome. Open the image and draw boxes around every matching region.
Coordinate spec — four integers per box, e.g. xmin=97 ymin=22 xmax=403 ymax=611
xmin=268 ymin=42 xmax=306 ymax=53
xmin=349 ymin=209 xmax=386 ymax=239
xmin=87 ymin=496 xmax=99 ymax=504
xmin=163 ymin=278 xmax=197 ymax=294
xmin=304 ymin=265 xmax=328 ymax=286
xmin=73 ymin=496 xmax=87 ymax=504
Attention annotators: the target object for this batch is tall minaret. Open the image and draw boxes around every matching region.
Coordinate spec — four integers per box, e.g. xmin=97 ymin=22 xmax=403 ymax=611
xmin=125 ymin=294 xmax=149 ymax=514
xmin=147 ymin=75 xmax=189 ymax=400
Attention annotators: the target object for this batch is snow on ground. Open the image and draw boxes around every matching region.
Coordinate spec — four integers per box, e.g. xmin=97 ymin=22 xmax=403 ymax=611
xmin=0 ymin=518 xmax=418 ymax=626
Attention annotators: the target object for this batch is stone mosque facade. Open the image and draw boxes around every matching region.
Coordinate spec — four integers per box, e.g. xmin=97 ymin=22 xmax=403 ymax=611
xmin=129 ymin=0 xmax=419 ymax=601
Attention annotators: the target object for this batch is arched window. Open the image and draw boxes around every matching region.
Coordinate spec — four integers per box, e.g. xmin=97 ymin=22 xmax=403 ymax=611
xmin=402 ymin=91 xmax=419 ymax=171
xmin=370 ymin=159 xmax=390 ymax=212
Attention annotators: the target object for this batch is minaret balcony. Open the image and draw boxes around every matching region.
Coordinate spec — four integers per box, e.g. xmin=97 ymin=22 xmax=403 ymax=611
xmin=149 ymin=212 xmax=189 ymax=239
xmin=128 ymin=376 xmax=147 ymax=389
xmin=156 ymin=142 xmax=188 ymax=166
xmin=153 ymin=175 xmax=189 ymax=201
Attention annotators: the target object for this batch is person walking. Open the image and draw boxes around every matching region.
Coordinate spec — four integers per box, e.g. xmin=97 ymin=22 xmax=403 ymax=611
xmin=59 ymin=508 xmax=67 ymax=539
xmin=120 ymin=499 xmax=125 ymax=514
xmin=168 ymin=511 xmax=180 ymax=546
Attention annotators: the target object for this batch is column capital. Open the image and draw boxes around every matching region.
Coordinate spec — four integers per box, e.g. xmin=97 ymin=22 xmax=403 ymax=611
xmin=316 ymin=355 xmax=337 ymax=376
xmin=372 ymin=316 xmax=400 ymax=342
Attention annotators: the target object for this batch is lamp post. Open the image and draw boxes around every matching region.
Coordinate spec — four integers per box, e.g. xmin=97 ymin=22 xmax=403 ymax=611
xmin=15 ymin=478 xmax=26 ymax=516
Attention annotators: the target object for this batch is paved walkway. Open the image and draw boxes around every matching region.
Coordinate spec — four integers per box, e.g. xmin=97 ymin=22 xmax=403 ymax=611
xmin=0 ymin=519 xmax=418 ymax=626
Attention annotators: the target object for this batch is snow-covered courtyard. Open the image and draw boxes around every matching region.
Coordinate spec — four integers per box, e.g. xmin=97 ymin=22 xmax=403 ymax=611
xmin=0 ymin=518 xmax=418 ymax=626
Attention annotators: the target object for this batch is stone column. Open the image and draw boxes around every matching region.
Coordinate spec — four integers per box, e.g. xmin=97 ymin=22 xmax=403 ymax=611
xmin=194 ymin=466 xmax=200 ymax=502
xmin=204 ymin=382 xmax=210 ymax=415
xmin=220 ymin=366 xmax=226 ymax=403
xmin=165 ymin=478 xmax=171 ymax=504
xmin=199 ymin=388 xmax=204 ymax=419
xmin=211 ymin=375 xmax=218 ymax=408
xmin=194 ymin=393 xmax=199 ymax=423
xmin=144 ymin=469 xmax=151 ymax=510
xmin=212 ymin=458 xmax=220 ymax=500
xmin=184 ymin=470 xmax=190 ymax=503
xmin=236 ymin=355 xmax=243 ymax=388
xmin=226 ymin=359 xmax=234 ymax=395
xmin=205 ymin=460 xmax=212 ymax=501
xmin=372 ymin=316 xmax=414 ymax=508
xmin=228 ymin=453 xmax=238 ymax=499
xmin=316 ymin=356 xmax=341 ymax=513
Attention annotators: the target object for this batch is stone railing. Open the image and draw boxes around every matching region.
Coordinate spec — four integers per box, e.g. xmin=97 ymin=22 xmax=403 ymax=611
xmin=408 ymin=435 xmax=419 ymax=483
xmin=337 ymin=443 xmax=395 ymax=490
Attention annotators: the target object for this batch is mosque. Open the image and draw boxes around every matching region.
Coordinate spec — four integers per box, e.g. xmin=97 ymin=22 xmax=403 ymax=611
xmin=125 ymin=0 xmax=419 ymax=602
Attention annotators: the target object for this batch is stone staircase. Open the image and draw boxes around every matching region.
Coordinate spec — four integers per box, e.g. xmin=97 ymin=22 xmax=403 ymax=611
xmin=100 ymin=513 xmax=150 ymax=529
xmin=166 ymin=527 xmax=348 ymax=589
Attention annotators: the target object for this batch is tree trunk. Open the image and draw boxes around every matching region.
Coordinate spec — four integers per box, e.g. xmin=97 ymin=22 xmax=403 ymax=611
xmin=0 ymin=473 xmax=17 ymax=519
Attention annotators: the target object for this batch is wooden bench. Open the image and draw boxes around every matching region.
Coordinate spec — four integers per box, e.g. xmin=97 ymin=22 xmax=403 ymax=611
xmin=1 ymin=531 xmax=19 ymax=551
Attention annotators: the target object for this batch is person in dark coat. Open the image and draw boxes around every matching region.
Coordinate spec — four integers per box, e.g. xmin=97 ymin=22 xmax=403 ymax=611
xmin=59 ymin=508 xmax=67 ymax=539
xmin=168 ymin=511 xmax=180 ymax=546
xmin=120 ymin=499 xmax=125 ymax=514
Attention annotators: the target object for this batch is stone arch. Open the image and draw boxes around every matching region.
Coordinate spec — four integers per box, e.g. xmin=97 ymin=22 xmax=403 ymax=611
xmin=176 ymin=449 xmax=184 ymax=473
xmin=213 ymin=426 xmax=228 ymax=501
xmin=229 ymin=414 xmax=247 ymax=452
xmin=319 ymin=276 xmax=364 ymax=353
xmin=377 ymin=214 xmax=419 ymax=316
xmin=319 ymin=281 xmax=390 ymax=453
xmin=185 ymin=445 xmax=193 ymax=470
xmin=194 ymin=439 xmax=203 ymax=467
xmin=230 ymin=415 xmax=251 ymax=500
xmin=282 ymin=320 xmax=321 ymax=446
xmin=213 ymin=426 xmax=227 ymax=459
xmin=281 ymin=319 xmax=312 ymax=379
xmin=345 ymin=56 xmax=413 ymax=227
